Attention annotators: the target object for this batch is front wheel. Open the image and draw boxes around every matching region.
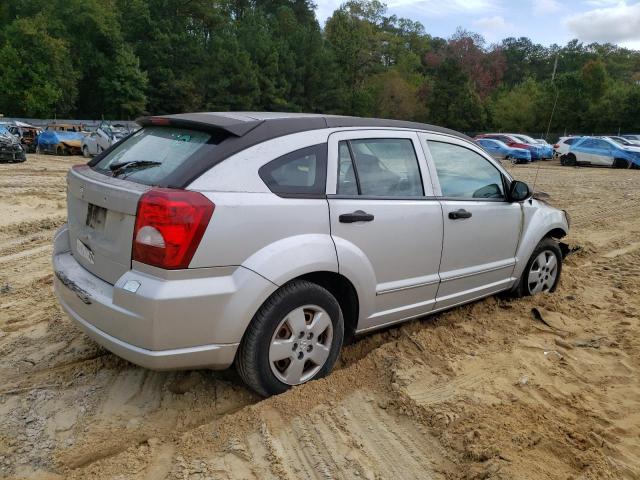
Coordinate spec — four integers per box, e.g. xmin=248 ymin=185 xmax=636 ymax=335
xmin=564 ymin=154 xmax=577 ymax=166
xmin=514 ymin=238 xmax=562 ymax=297
xmin=82 ymin=146 xmax=90 ymax=158
xmin=236 ymin=280 xmax=344 ymax=397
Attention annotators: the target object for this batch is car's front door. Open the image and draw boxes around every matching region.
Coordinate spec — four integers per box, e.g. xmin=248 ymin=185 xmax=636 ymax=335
xmin=419 ymin=134 xmax=522 ymax=310
xmin=573 ymin=138 xmax=614 ymax=166
xmin=327 ymin=130 xmax=443 ymax=331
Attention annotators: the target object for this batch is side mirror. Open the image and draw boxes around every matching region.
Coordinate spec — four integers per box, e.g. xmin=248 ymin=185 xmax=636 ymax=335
xmin=509 ymin=180 xmax=531 ymax=202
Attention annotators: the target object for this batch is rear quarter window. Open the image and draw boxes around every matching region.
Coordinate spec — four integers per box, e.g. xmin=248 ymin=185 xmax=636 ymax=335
xmin=258 ymin=144 xmax=327 ymax=197
xmin=92 ymin=126 xmax=225 ymax=186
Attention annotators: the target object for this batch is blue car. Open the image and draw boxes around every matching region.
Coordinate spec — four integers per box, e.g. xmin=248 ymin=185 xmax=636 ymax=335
xmin=476 ymin=138 xmax=532 ymax=164
xmin=562 ymin=136 xmax=640 ymax=168
xmin=511 ymin=134 xmax=553 ymax=160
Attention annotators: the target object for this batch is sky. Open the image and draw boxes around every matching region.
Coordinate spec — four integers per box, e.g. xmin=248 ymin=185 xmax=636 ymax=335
xmin=314 ymin=0 xmax=640 ymax=49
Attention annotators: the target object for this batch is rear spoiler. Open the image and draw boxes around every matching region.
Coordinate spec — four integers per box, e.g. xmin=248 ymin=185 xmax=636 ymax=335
xmin=136 ymin=113 xmax=263 ymax=137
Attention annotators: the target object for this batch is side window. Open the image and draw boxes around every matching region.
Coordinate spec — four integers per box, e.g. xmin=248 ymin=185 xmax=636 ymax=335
xmin=259 ymin=144 xmax=327 ymax=196
xmin=565 ymin=138 xmax=578 ymax=145
xmin=592 ymin=140 xmax=611 ymax=149
xmin=337 ymin=138 xmax=423 ymax=197
xmin=580 ymin=139 xmax=599 ymax=149
xmin=428 ymin=141 xmax=505 ymax=200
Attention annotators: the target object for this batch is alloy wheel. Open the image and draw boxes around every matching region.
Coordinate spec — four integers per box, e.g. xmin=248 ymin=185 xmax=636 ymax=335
xmin=269 ymin=305 xmax=333 ymax=385
xmin=527 ymin=250 xmax=558 ymax=294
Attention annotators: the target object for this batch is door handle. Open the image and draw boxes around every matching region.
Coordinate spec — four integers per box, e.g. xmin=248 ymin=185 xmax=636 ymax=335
xmin=339 ymin=210 xmax=375 ymax=223
xmin=448 ymin=209 xmax=472 ymax=220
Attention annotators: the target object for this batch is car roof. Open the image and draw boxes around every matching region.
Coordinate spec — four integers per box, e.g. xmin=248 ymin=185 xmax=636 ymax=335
xmin=131 ymin=112 xmax=475 ymax=188
xmin=137 ymin=111 xmax=471 ymax=141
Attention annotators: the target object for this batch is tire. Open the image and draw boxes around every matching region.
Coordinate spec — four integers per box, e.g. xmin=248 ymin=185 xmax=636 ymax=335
xmin=236 ymin=280 xmax=344 ymax=397
xmin=82 ymin=146 xmax=90 ymax=158
xmin=564 ymin=153 xmax=577 ymax=166
xmin=612 ymin=158 xmax=630 ymax=169
xmin=513 ymin=238 xmax=562 ymax=298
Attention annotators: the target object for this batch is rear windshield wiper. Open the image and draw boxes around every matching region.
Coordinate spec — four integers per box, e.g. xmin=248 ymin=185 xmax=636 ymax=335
xmin=109 ymin=160 xmax=161 ymax=177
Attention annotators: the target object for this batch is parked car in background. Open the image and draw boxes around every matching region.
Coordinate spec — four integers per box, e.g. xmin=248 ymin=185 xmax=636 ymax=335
xmin=82 ymin=122 xmax=132 ymax=157
xmin=607 ymin=135 xmax=640 ymax=147
xmin=510 ymin=134 xmax=554 ymax=160
xmin=621 ymin=134 xmax=640 ymax=142
xmin=0 ymin=125 xmax=26 ymax=163
xmin=7 ymin=122 xmax=41 ymax=153
xmin=534 ymin=138 xmax=550 ymax=145
xmin=562 ymin=136 xmax=640 ymax=168
xmin=53 ymin=112 xmax=570 ymax=397
xmin=476 ymin=138 xmax=532 ymax=164
xmin=475 ymin=133 xmax=546 ymax=160
xmin=553 ymin=137 xmax=580 ymax=158
xmin=37 ymin=124 xmax=87 ymax=155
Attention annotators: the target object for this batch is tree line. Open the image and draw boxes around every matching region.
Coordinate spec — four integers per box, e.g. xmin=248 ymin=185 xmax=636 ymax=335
xmin=1 ymin=0 xmax=640 ymax=134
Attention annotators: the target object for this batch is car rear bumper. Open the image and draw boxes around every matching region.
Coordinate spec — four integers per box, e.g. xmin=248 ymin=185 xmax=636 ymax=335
xmin=52 ymin=225 xmax=276 ymax=370
xmin=57 ymin=292 xmax=239 ymax=370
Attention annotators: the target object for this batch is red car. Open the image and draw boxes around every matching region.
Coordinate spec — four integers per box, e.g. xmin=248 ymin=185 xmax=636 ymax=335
xmin=475 ymin=133 xmax=545 ymax=160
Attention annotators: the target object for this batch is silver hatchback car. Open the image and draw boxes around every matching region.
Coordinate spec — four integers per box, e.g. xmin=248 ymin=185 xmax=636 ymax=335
xmin=53 ymin=112 xmax=569 ymax=396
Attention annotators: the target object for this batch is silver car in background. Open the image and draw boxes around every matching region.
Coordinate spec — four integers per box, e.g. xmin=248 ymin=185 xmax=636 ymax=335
xmin=82 ymin=122 xmax=132 ymax=157
xmin=53 ymin=112 xmax=570 ymax=396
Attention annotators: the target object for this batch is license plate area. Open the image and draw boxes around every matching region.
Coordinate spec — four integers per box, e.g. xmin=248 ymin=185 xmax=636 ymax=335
xmin=76 ymin=239 xmax=95 ymax=265
xmin=86 ymin=203 xmax=107 ymax=231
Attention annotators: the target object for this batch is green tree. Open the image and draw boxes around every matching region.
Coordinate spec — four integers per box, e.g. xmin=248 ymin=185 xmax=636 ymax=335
xmin=0 ymin=15 xmax=77 ymax=116
xmin=424 ymin=58 xmax=485 ymax=131
xmin=489 ymin=78 xmax=543 ymax=132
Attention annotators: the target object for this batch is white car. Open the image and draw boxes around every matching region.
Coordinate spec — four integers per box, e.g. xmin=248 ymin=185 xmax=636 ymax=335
xmin=53 ymin=112 xmax=570 ymax=396
xmin=608 ymin=136 xmax=640 ymax=147
xmin=553 ymin=137 xmax=580 ymax=158
xmin=563 ymin=136 xmax=640 ymax=168
xmin=82 ymin=123 xmax=131 ymax=157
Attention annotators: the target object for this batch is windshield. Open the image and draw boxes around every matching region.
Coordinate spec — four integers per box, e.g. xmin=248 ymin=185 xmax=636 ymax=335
xmin=92 ymin=126 xmax=213 ymax=185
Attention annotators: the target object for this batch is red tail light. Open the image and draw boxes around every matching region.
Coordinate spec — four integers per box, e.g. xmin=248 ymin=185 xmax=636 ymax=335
xmin=132 ymin=188 xmax=214 ymax=269
xmin=553 ymin=144 xmax=559 ymax=148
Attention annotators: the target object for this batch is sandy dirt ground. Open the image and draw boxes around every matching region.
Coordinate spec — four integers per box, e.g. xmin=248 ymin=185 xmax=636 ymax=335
xmin=0 ymin=154 xmax=639 ymax=480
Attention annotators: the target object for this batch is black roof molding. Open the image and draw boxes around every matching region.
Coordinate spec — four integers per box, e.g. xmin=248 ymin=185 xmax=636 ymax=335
xmin=132 ymin=112 xmax=471 ymax=188
xmin=137 ymin=112 xmax=470 ymax=141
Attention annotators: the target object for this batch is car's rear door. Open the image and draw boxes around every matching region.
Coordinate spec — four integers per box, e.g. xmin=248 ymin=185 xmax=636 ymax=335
xmin=419 ymin=133 xmax=522 ymax=310
xmin=327 ymin=130 xmax=443 ymax=331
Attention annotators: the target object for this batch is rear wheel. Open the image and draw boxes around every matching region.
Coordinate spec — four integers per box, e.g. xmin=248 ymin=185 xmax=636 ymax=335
xmin=236 ymin=280 xmax=344 ymax=397
xmin=514 ymin=238 xmax=562 ymax=297
xmin=82 ymin=145 xmax=90 ymax=158
xmin=612 ymin=158 xmax=630 ymax=169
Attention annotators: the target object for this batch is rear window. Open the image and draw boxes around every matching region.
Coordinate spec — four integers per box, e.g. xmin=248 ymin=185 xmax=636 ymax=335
xmin=92 ymin=126 xmax=219 ymax=186
xmin=564 ymin=138 xmax=578 ymax=145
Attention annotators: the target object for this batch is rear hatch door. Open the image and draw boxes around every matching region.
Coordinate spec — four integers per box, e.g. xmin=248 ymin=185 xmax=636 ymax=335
xmin=67 ymin=166 xmax=149 ymax=284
